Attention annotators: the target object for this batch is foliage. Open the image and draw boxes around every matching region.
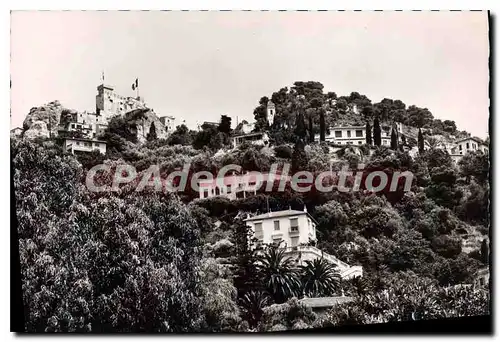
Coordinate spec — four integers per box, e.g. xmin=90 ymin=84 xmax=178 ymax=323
xmin=300 ymin=258 xmax=341 ymax=297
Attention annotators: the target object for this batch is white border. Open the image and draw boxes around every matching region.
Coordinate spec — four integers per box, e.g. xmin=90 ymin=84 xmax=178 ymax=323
xmin=2 ymin=1 xmax=498 ymax=340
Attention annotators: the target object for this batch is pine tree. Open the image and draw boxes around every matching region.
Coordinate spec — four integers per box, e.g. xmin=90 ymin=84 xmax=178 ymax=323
xmin=319 ymin=110 xmax=326 ymax=142
xmin=147 ymin=122 xmax=158 ymax=141
xmin=390 ymin=128 xmax=398 ymax=150
xmin=365 ymin=121 xmax=372 ymax=145
xmin=418 ymin=128 xmax=425 ymax=154
xmin=373 ymin=117 xmax=381 ymax=147
xmin=308 ymin=115 xmax=314 ymax=143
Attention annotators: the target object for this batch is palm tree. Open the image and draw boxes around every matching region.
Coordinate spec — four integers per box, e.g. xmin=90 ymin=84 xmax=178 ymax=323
xmin=255 ymin=246 xmax=301 ymax=303
xmin=300 ymin=258 xmax=341 ymax=297
xmin=239 ymin=290 xmax=271 ymax=328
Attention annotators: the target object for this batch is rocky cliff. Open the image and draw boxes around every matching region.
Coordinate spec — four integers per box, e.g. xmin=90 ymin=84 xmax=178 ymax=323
xmin=124 ymin=108 xmax=169 ymax=143
xmin=22 ymin=100 xmax=78 ymax=140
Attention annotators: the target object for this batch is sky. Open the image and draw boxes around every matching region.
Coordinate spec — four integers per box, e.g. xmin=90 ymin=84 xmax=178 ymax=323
xmin=11 ymin=11 xmax=490 ymax=138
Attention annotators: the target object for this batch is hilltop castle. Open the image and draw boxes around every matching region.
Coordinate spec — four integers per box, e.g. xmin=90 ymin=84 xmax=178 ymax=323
xmin=60 ymin=81 xmax=175 ymax=154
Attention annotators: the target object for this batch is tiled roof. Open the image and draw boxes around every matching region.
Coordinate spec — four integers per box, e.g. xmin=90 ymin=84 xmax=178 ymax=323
xmin=244 ymin=209 xmax=318 ymax=224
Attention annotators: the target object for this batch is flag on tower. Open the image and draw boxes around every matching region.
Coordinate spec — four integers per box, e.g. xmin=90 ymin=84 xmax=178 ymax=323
xmin=132 ymin=78 xmax=138 ymax=90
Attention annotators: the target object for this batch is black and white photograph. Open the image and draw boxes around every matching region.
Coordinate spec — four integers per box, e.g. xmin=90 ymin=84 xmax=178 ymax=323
xmin=10 ymin=9 xmax=491 ymax=333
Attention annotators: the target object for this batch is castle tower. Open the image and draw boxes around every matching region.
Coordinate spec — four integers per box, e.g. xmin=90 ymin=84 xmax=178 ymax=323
xmin=96 ymin=84 xmax=117 ymax=121
xmin=266 ymin=100 xmax=276 ymax=126
xmin=95 ymin=82 xmax=147 ymax=122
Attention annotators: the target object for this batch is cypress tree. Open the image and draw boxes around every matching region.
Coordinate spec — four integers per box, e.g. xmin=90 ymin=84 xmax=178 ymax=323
xmin=365 ymin=121 xmax=372 ymax=145
xmin=481 ymin=238 xmax=489 ymax=264
xmin=147 ymin=121 xmax=158 ymax=141
xmin=319 ymin=110 xmax=326 ymax=142
xmin=390 ymin=128 xmax=398 ymax=149
xmin=308 ymin=115 xmax=314 ymax=143
xmin=292 ymin=138 xmax=308 ymax=174
xmin=418 ymin=128 xmax=425 ymax=154
xmin=294 ymin=109 xmax=307 ymax=140
xmin=373 ymin=117 xmax=381 ymax=147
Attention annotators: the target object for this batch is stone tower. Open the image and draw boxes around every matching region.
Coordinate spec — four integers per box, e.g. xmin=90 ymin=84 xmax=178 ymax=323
xmin=266 ymin=100 xmax=276 ymax=126
xmin=95 ymin=83 xmax=147 ymax=122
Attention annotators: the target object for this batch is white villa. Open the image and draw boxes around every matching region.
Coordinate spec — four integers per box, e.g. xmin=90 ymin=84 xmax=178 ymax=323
xmin=244 ymin=207 xmax=363 ymax=279
xmin=448 ymin=137 xmax=489 ymax=164
xmin=62 ymin=137 xmax=107 ymax=155
xmin=315 ymin=125 xmax=366 ymax=145
xmin=232 ymin=131 xmax=270 ymax=148
xmin=198 ymin=172 xmax=290 ymax=200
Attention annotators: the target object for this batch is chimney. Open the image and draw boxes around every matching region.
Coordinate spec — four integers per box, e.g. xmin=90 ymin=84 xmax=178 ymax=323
xmin=303 ymin=205 xmax=307 ymax=213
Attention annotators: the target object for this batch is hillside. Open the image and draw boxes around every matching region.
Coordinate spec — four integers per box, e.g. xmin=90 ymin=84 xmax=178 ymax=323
xmin=12 ymin=81 xmax=490 ymax=332
xmin=252 ymin=81 xmax=474 ymax=147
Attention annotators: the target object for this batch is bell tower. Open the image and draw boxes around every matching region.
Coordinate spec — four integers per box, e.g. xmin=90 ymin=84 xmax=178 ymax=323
xmin=266 ymin=100 xmax=276 ymax=126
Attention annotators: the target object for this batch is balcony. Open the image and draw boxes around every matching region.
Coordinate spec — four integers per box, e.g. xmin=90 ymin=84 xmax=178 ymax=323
xmin=289 ymin=226 xmax=300 ymax=236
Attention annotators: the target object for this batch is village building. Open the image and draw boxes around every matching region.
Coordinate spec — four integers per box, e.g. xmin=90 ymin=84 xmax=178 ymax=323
xmin=62 ymin=137 xmax=107 ymax=155
xmin=447 ymin=136 xmax=489 ymax=164
xmin=159 ymin=115 xmax=176 ymax=132
xmin=198 ymin=172 xmax=290 ymax=200
xmin=244 ymin=207 xmax=363 ymax=279
xmin=315 ymin=125 xmax=366 ymax=145
xmin=10 ymin=127 xmax=23 ymax=137
xmin=232 ymin=131 xmax=270 ymax=148
xmin=474 ymin=266 xmax=490 ymax=288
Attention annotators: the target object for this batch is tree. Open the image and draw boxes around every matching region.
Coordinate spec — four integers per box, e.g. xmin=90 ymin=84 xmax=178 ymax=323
xmin=480 ymin=238 xmax=489 ymax=264
xmin=365 ymin=121 xmax=372 ymax=145
xmin=255 ymin=246 xmax=301 ymax=304
xmin=218 ymin=115 xmax=232 ymax=134
xmin=418 ymin=128 xmax=425 ymax=154
xmin=239 ymin=291 xmax=271 ymax=328
xmin=291 ymin=139 xmax=308 ymax=174
xmin=300 ymin=258 xmax=341 ymax=297
xmin=308 ymin=114 xmax=314 ymax=143
xmin=319 ymin=110 xmax=326 ymax=142
xmin=407 ymin=105 xmax=434 ymax=128
xmin=294 ymin=109 xmax=307 ymax=140
xmin=146 ymin=122 xmax=157 ymax=141
xmin=373 ymin=117 xmax=381 ymax=147
xmin=390 ymin=128 xmax=398 ymax=150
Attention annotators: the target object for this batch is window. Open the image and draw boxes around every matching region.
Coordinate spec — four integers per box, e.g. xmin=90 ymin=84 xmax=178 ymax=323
xmin=255 ymin=223 xmax=263 ymax=238
xmin=335 ymin=131 xmax=342 ymax=138
xmin=76 ymin=141 xmax=80 ymax=146
xmin=355 ymin=130 xmax=363 ymax=137
xmin=270 ymin=110 xmax=274 ymax=115
xmin=290 ymin=218 xmax=299 ymax=232
xmin=203 ymin=190 xmax=209 ymax=198
xmin=383 ymin=140 xmax=388 ymax=145
xmin=227 ymin=184 xmax=232 ymax=193
xmin=459 ymin=144 xmax=463 ymax=151
xmin=347 ymin=130 xmax=351 ymax=138
xmin=358 ymin=141 xmax=362 ymax=145
xmin=291 ymin=237 xmax=299 ymax=247
xmin=466 ymin=142 xmax=470 ymax=149
xmin=473 ymin=143 xmax=476 ymax=150
xmin=274 ymin=220 xmax=280 ymax=231
xmin=215 ymin=187 xmax=220 ymax=196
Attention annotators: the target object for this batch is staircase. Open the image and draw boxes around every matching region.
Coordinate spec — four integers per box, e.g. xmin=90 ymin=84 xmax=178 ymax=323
xmin=284 ymin=245 xmax=363 ymax=279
